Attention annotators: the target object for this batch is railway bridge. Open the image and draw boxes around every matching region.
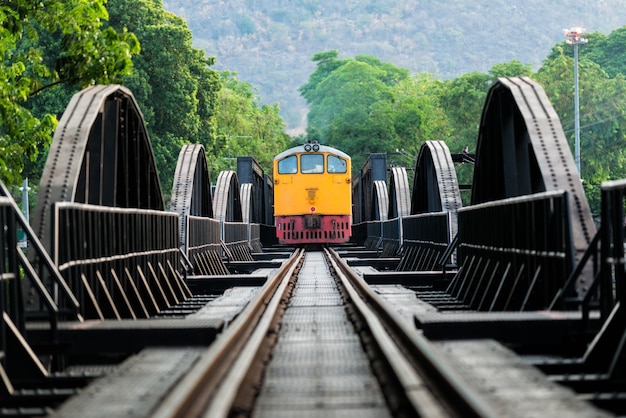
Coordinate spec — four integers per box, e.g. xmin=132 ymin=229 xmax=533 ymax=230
xmin=0 ymin=78 xmax=624 ymax=417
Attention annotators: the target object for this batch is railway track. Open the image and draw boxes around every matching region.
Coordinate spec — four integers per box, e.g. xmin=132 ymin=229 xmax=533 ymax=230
xmin=45 ymin=246 xmax=608 ymax=418
xmin=148 ymin=249 xmax=495 ymax=418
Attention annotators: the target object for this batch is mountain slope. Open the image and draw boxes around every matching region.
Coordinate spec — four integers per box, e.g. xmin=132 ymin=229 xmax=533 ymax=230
xmin=162 ymin=0 xmax=626 ymax=132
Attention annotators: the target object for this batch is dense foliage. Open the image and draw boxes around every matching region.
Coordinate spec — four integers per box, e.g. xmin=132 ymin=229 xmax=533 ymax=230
xmin=537 ymin=37 xmax=626 ymax=210
xmin=214 ymin=71 xmax=290 ymax=174
xmin=301 ymin=51 xmax=436 ymax=169
xmin=300 ymin=23 xmax=626 ymax=213
xmin=300 ymin=50 xmax=530 ymax=171
xmin=0 ymin=0 xmax=138 ymax=185
xmin=15 ymin=0 xmax=288 ymax=202
xmin=106 ymin=0 xmax=288 ymax=194
xmin=105 ymin=0 xmax=222 ymax=196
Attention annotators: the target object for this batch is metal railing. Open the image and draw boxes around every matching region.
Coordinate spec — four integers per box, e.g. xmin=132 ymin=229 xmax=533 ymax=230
xmin=596 ymin=179 xmax=626 ymax=316
xmin=397 ymin=212 xmax=451 ymax=271
xmin=188 ymin=215 xmax=228 ymax=275
xmin=380 ymin=218 xmax=400 ymax=256
xmin=450 ymin=190 xmax=574 ymax=311
xmin=53 ymin=202 xmax=188 ymax=319
xmin=223 ymin=221 xmax=253 ymax=262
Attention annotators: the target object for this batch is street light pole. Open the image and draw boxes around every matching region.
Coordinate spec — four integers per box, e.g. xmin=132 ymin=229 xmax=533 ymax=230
xmin=564 ymin=27 xmax=587 ymax=176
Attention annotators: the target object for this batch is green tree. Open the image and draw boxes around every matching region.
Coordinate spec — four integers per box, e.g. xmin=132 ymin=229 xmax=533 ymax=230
xmin=300 ymin=51 xmax=412 ymax=168
xmin=586 ymin=28 xmax=626 ymax=78
xmin=302 ymin=52 xmax=531 ymax=173
xmin=299 ymin=50 xmax=348 ymax=105
xmin=215 ymin=71 xmax=289 ymax=174
xmin=314 ymin=60 xmax=396 ymax=143
xmin=489 ymin=60 xmax=533 ymax=79
xmin=389 ymin=74 xmax=451 ymax=166
xmin=0 ymin=0 xmax=138 ymax=185
xmin=439 ymin=71 xmax=491 ymax=153
xmin=439 ymin=60 xmax=532 ymax=156
xmin=106 ymin=0 xmax=221 ymax=195
xmin=535 ymin=48 xmax=626 ymax=213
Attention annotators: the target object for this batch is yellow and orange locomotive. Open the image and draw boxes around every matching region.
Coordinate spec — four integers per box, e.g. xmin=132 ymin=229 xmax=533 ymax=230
xmin=273 ymin=142 xmax=352 ymax=245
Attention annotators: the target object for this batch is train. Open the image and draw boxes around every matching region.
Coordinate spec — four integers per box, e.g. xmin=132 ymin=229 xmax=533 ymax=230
xmin=273 ymin=141 xmax=352 ymax=245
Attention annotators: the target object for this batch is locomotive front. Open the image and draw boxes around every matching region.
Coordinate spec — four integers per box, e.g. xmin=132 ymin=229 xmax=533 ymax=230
xmin=273 ymin=142 xmax=352 ymax=245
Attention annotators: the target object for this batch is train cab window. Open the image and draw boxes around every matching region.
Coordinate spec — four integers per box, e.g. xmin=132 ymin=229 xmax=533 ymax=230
xmin=278 ymin=155 xmax=297 ymax=174
xmin=327 ymin=155 xmax=347 ymax=173
xmin=301 ymin=154 xmax=324 ymax=173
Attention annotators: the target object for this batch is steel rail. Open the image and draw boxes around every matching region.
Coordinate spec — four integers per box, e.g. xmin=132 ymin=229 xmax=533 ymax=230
xmin=326 ymin=247 xmax=498 ymax=417
xmin=152 ymin=248 xmax=304 ymax=418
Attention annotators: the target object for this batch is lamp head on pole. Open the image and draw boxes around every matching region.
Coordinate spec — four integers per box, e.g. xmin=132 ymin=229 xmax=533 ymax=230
xmin=564 ymin=27 xmax=588 ymax=45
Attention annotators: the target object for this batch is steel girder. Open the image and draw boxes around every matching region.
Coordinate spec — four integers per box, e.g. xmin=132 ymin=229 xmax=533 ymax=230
xmin=578 ymin=179 xmax=626 ymax=377
xmin=171 ymin=144 xmax=213 ymax=217
xmin=355 ymin=153 xmax=387 ymax=222
xmin=33 ymin=85 xmax=164 ymax=253
xmin=237 ymin=156 xmax=272 ymax=225
xmin=213 ymin=171 xmax=243 ymax=223
xmin=411 ymin=140 xmax=463 ymax=239
xmin=240 ymin=183 xmax=254 ymax=225
xmin=471 ymin=77 xmax=595 ymax=260
xmin=351 ymin=175 xmax=363 ymax=224
xmin=388 ymin=167 xmax=411 ymax=219
xmin=171 ymin=144 xmax=214 ymax=249
xmin=412 ymin=140 xmax=462 ymax=215
xmin=212 ymin=172 xmax=251 ymax=263
xmin=372 ymin=180 xmax=389 ymax=221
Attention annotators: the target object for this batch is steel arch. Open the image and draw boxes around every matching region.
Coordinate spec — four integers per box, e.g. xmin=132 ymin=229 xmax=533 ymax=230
xmin=471 ymin=77 xmax=595 ymax=254
xmin=411 ymin=140 xmax=462 ymax=237
xmin=33 ymin=85 xmax=164 ymax=252
xmin=240 ymin=183 xmax=254 ymax=224
xmin=213 ymin=171 xmax=243 ymax=223
xmin=237 ymin=156 xmax=271 ymax=225
xmin=388 ymin=167 xmax=411 ymax=219
xmin=355 ymin=153 xmax=387 ymax=223
xmin=412 ymin=141 xmax=462 ymax=214
xmin=372 ymin=180 xmax=389 ymax=222
xmin=170 ymin=144 xmax=214 ymax=249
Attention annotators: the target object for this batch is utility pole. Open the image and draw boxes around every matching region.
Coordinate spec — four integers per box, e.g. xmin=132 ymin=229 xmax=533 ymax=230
xmin=564 ymin=27 xmax=587 ymax=176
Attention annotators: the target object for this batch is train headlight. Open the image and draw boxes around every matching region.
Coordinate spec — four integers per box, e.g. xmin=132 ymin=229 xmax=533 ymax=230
xmin=312 ymin=144 xmax=320 ymax=152
xmin=304 ymin=144 xmax=312 ymax=152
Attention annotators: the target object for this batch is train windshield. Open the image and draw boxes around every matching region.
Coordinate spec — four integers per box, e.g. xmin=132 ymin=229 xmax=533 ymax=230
xmin=278 ymin=155 xmax=297 ymax=174
xmin=301 ymin=154 xmax=324 ymax=174
xmin=327 ymin=155 xmax=347 ymax=173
